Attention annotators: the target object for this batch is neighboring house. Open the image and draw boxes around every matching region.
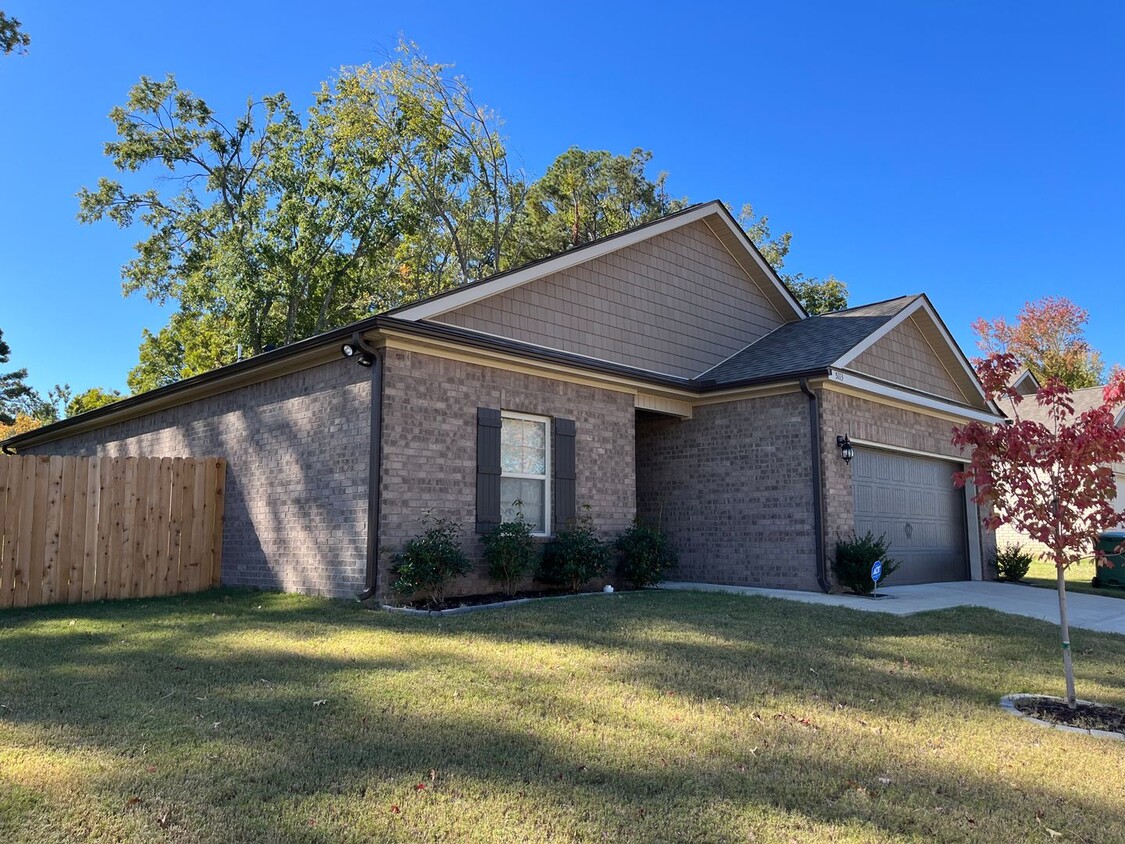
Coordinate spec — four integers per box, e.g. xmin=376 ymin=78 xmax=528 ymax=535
xmin=1 ymin=201 xmax=1003 ymax=599
xmin=995 ymin=369 xmax=1125 ymax=557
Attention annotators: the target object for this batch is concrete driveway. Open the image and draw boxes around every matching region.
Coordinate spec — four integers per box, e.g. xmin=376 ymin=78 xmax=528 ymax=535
xmin=660 ymin=580 xmax=1125 ymax=635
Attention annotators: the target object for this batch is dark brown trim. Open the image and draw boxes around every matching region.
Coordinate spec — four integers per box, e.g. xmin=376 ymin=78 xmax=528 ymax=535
xmin=354 ymin=335 xmax=385 ymax=602
xmin=799 ymin=379 xmax=833 ymax=593
xmin=1 ymin=316 xmax=994 ymax=453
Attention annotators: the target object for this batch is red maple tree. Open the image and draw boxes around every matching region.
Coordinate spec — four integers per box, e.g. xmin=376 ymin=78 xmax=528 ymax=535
xmin=952 ymin=352 xmax=1125 ymax=708
xmin=972 ymin=296 xmax=1103 ymax=389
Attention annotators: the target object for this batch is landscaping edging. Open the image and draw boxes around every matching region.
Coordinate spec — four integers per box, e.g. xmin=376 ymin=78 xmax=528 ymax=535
xmin=999 ymin=694 xmax=1124 ymax=741
xmin=380 ymin=589 xmax=626 ymax=617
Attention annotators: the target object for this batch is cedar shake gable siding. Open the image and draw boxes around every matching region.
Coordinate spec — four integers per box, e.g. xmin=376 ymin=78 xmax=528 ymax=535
xmin=849 ymin=316 xmax=969 ymax=404
xmin=432 ymin=219 xmax=792 ymax=378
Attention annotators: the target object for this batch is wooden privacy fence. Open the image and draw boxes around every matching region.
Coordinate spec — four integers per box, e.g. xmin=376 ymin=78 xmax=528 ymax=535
xmin=0 ymin=455 xmax=226 ymax=609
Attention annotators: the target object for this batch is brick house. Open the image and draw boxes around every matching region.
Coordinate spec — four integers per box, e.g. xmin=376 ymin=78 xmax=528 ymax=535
xmin=994 ymin=369 xmax=1125 ymax=558
xmin=2 ymin=201 xmax=1003 ymax=599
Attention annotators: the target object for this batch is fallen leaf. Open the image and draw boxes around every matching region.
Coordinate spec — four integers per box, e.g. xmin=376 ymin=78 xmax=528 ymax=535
xmin=313 ymin=699 xmax=328 ymax=707
xmin=415 ymin=782 xmax=426 ymax=791
xmin=125 ymin=796 xmax=141 ymax=808
xmin=1045 ymin=829 xmax=1063 ymax=839
xmin=146 ymin=765 xmax=157 ymax=774
xmin=390 ymin=805 xmax=400 ymax=814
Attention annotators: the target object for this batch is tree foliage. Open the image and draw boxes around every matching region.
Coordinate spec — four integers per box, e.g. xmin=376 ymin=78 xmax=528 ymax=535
xmin=972 ymin=296 xmax=1103 ymax=389
xmin=787 ymin=274 xmax=848 ymax=315
xmin=83 ymin=40 xmax=842 ymax=394
xmin=0 ymin=328 xmax=52 ymax=426
xmin=66 ymin=386 xmax=123 ymax=418
xmin=333 ymin=41 xmax=527 ymax=292
xmin=0 ymin=11 xmax=29 ymax=56
xmin=78 ymin=71 xmax=403 ymax=374
xmin=516 ymin=147 xmax=684 ymax=258
xmin=952 ymin=352 xmax=1125 ymax=707
xmin=0 ymin=412 xmax=42 ymax=440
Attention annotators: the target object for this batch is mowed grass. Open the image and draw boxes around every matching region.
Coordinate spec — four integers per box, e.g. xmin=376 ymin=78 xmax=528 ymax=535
xmin=2 ymin=590 xmax=1125 ymax=843
xmin=1023 ymin=556 xmax=1125 ymax=598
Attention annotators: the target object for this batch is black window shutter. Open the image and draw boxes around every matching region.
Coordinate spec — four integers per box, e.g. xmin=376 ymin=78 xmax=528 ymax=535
xmin=476 ymin=408 xmax=502 ymax=533
xmin=553 ymin=418 xmax=576 ymax=533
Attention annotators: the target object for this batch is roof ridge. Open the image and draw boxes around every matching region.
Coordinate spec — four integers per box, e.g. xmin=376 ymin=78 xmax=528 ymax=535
xmin=822 ymin=293 xmax=920 ymax=317
xmin=381 ymin=200 xmax=714 ymax=317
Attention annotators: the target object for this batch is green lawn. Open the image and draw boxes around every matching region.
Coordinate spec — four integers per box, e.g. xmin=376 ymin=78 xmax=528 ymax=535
xmin=2 ymin=589 xmax=1125 ymax=843
xmin=1022 ymin=556 xmax=1125 ymax=598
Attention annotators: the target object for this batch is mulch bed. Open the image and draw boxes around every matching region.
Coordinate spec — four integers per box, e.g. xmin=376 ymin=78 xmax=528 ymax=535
xmin=393 ymin=587 xmax=621 ymax=612
xmin=1013 ymin=696 xmax=1125 ymax=735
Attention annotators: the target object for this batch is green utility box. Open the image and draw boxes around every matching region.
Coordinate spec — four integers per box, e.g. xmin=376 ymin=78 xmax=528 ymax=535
xmin=1094 ymin=530 xmax=1125 ymax=588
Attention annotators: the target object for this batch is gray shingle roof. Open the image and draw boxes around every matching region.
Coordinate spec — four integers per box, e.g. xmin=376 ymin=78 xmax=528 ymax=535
xmin=696 ymin=296 xmax=919 ymax=386
xmin=1006 ymin=385 xmax=1109 ymax=424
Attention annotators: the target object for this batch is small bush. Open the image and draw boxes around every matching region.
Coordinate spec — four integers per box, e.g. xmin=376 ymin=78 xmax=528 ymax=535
xmin=616 ymin=518 xmax=677 ymax=588
xmin=833 ymin=532 xmax=900 ymax=595
xmin=993 ymin=544 xmax=1034 ymax=582
xmin=390 ymin=515 xmax=472 ymax=606
xmin=481 ymin=518 xmax=537 ymax=596
xmin=540 ymin=509 xmax=611 ymax=592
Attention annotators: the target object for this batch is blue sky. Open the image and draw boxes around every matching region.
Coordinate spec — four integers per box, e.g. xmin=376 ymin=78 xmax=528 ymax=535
xmin=2 ymin=1 xmax=1123 ymax=398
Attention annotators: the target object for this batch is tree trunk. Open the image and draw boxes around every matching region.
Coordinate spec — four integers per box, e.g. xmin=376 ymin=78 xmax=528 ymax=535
xmin=1056 ymin=565 xmax=1078 ymax=709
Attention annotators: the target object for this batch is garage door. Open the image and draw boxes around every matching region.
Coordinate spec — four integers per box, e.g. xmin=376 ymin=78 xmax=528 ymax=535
xmin=852 ymin=448 xmax=967 ymax=585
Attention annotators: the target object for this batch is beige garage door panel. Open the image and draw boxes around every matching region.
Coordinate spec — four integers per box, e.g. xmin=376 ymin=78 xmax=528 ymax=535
xmin=852 ymin=447 xmax=967 ymax=585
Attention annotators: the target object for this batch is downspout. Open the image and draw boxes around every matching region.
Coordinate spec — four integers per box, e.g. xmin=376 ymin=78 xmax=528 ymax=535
xmin=347 ymin=332 xmax=385 ymax=603
xmin=800 ymin=379 xmax=833 ymax=593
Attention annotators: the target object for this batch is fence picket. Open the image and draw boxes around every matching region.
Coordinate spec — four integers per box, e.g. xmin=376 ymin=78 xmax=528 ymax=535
xmin=0 ymin=455 xmax=225 ymax=610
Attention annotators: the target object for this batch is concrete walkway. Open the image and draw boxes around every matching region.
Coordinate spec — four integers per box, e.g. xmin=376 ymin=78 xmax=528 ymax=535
xmin=660 ymin=580 xmax=1125 ymax=635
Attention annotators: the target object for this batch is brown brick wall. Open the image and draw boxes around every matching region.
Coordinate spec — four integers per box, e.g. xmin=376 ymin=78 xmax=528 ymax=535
xmin=378 ymin=349 xmax=637 ymax=600
xmin=22 ymin=362 xmax=373 ymax=597
xmin=635 ymin=391 xmax=820 ymax=591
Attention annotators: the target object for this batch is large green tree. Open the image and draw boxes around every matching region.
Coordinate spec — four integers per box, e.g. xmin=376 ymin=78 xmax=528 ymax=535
xmin=83 ymin=41 xmax=843 ymax=394
xmin=514 ymin=147 xmax=685 ymax=259
xmin=81 ymin=41 xmax=522 ymax=392
xmin=331 ymin=40 xmax=527 ymax=293
xmin=78 ymin=73 xmax=402 ymax=376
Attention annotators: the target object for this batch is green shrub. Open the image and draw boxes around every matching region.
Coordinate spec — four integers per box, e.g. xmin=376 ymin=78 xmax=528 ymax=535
xmin=540 ymin=509 xmax=611 ymax=592
xmin=993 ymin=544 xmax=1034 ymax=582
xmin=616 ymin=517 xmax=677 ymax=588
xmin=833 ymin=532 xmax=900 ymax=595
xmin=481 ymin=517 xmax=537 ymax=596
xmin=390 ymin=515 xmax=472 ymax=606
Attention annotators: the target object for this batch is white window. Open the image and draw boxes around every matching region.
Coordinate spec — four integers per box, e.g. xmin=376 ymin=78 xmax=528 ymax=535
xmin=500 ymin=411 xmax=551 ymax=535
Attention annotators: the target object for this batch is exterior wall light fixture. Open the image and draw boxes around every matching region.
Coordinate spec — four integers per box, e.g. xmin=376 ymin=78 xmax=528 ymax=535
xmin=836 ymin=434 xmax=854 ymax=464
xmin=341 ymin=341 xmax=375 ymax=367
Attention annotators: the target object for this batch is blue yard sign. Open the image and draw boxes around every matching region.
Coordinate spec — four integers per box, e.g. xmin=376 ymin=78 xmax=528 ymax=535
xmin=871 ymin=560 xmax=883 ymax=597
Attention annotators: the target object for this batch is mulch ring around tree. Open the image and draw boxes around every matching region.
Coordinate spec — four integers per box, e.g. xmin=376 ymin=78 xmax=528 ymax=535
xmin=1001 ymin=694 xmax=1125 ymax=739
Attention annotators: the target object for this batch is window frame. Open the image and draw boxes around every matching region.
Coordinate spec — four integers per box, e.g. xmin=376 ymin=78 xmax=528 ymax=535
xmin=500 ymin=410 xmax=552 ymax=536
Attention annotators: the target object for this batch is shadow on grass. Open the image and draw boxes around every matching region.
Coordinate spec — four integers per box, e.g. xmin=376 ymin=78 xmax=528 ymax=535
xmin=2 ymin=588 xmax=1125 ymax=842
